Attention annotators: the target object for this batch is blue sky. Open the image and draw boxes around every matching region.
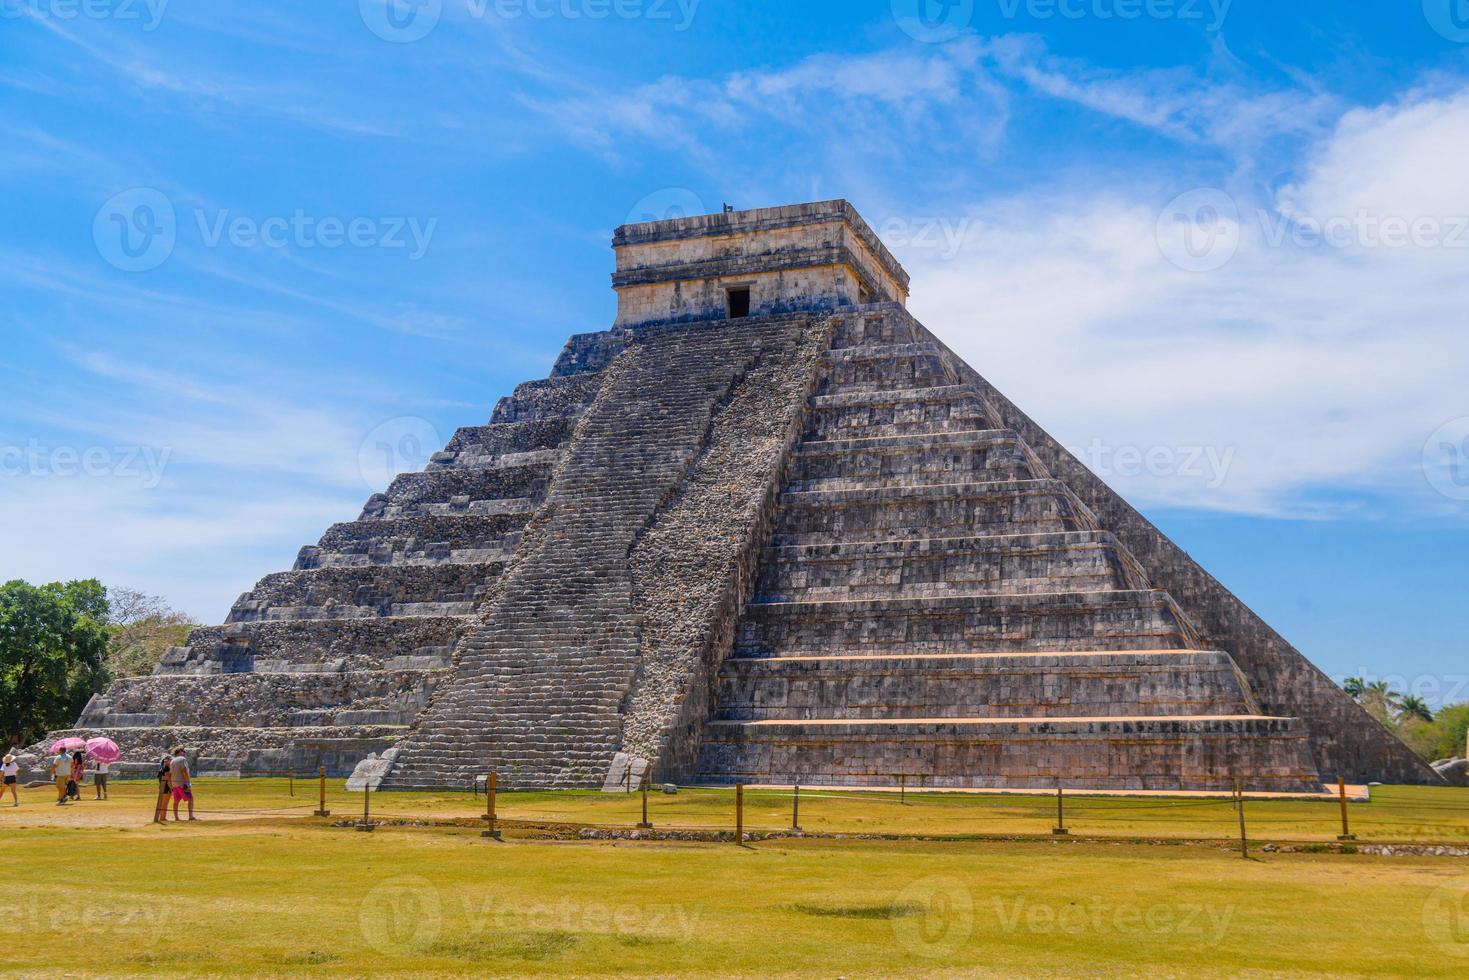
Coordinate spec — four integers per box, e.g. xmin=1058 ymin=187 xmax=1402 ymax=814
xmin=2 ymin=1 xmax=1467 ymax=703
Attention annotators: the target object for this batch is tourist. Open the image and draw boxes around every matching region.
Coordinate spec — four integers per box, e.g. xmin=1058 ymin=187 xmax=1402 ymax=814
xmin=69 ymin=751 xmax=84 ymax=801
xmin=169 ymin=747 xmax=195 ymax=821
xmin=1 ymin=754 xmax=18 ymax=807
xmin=93 ymin=755 xmax=110 ymax=800
xmin=48 ymin=750 xmax=71 ymax=806
xmin=154 ymin=755 xmax=172 ymax=823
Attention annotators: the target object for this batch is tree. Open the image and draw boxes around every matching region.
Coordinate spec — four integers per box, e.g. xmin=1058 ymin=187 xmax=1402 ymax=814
xmin=1397 ymin=694 xmax=1435 ymax=725
xmin=106 ymin=587 xmax=197 ymax=679
xmin=1343 ymin=677 xmax=1366 ymax=700
xmin=0 ymin=579 xmax=110 ymax=748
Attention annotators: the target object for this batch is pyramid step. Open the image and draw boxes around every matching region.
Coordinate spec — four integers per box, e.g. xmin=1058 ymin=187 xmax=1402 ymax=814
xmin=788 ymin=429 xmax=1040 ymax=491
xmin=445 ymin=416 xmax=577 ymax=457
xmin=695 ymin=715 xmax=1322 ymax=792
xmin=88 ymin=669 xmax=444 ymax=728
xmin=828 ymin=306 xmax=924 ymax=348
xmin=303 ymin=513 xmax=530 ymax=566
xmin=490 ymin=372 xmax=603 ymax=423
xmin=714 ymin=649 xmax=1257 ymax=720
xmin=181 ymin=616 xmax=472 ymax=672
xmin=736 ymin=590 xmax=1198 ymax=657
xmin=369 ymin=459 xmax=553 ymax=512
xmin=429 ymin=447 xmax=560 ymax=471
xmin=818 ymin=343 xmax=957 ymax=394
xmin=773 ymin=479 xmax=1098 ymax=546
xmin=231 ymin=561 xmax=506 ymax=619
xmin=805 ymin=385 xmax=996 ymax=440
xmin=757 ymin=530 xmax=1148 ymax=601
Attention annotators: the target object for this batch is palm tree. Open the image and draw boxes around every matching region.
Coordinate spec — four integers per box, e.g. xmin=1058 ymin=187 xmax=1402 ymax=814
xmin=1344 ymin=677 xmax=1366 ymax=700
xmin=1397 ymin=695 xmax=1434 ymax=724
xmin=1364 ymin=680 xmax=1400 ymax=709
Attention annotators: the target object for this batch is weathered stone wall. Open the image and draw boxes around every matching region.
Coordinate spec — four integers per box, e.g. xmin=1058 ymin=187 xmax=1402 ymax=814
xmin=696 ymin=717 xmax=1322 ymax=792
xmin=901 ymin=307 xmax=1439 ymax=784
xmin=612 ymin=201 xmax=909 ymax=327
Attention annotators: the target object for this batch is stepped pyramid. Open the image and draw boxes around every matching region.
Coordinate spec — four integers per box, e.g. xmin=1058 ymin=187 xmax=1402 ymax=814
xmin=54 ymin=201 xmax=1438 ymax=791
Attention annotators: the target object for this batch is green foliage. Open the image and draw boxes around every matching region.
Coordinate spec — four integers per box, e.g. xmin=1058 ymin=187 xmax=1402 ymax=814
xmin=0 ymin=578 xmax=111 ymax=747
xmin=1341 ymin=677 xmax=1468 ymax=762
xmin=105 ymin=587 xmax=197 ymax=679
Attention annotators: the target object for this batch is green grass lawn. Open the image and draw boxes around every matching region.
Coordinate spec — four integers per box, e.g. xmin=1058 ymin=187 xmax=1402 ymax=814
xmin=6 ymin=814 xmax=1469 ymax=977
xmin=6 ymin=779 xmax=1469 ymax=975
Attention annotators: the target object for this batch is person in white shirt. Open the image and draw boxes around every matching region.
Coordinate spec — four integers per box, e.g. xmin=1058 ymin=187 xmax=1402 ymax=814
xmin=1 ymin=754 xmax=18 ymax=806
xmin=93 ymin=758 xmax=110 ymax=800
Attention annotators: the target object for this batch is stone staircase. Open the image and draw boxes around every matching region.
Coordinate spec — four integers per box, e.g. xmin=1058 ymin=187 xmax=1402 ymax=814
xmin=694 ymin=307 xmax=1323 ymax=791
xmin=383 ymin=315 xmax=828 ymax=790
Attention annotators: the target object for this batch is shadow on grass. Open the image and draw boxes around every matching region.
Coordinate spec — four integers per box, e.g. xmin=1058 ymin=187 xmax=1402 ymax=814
xmin=784 ymin=902 xmax=922 ymax=920
xmin=429 ymin=930 xmax=578 ymax=962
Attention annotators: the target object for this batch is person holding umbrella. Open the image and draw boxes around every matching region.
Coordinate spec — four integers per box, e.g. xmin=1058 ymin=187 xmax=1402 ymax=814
xmin=86 ymin=738 xmax=120 ymax=801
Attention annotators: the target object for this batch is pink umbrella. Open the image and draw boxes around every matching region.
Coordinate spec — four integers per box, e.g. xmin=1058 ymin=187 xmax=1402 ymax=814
xmin=50 ymin=737 xmax=86 ymax=753
xmin=85 ymin=737 xmax=120 ymax=763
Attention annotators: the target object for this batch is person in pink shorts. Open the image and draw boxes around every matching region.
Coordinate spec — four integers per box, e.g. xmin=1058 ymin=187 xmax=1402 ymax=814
xmin=168 ymin=747 xmax=196 ymax=821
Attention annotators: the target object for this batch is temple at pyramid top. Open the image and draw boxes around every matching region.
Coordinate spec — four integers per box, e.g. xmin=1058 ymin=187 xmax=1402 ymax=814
xmin=612 ymin=200 xmax=910 ymax=326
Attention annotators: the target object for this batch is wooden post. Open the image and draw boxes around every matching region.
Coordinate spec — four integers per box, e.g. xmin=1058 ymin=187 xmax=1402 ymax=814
xmin=313 ymin=766 xmax=330 ymax=817
xmin=899 ymin=773 xmax=907 ymax=805
xmin=735 ymin=783 xmax=744 ymax=845
xmin=1052 ymin=782 xmax=1069 ymax=835
xmin=481 ymin=772 xmax=501 ymax=840
xmin=357 ymin=784 xmax=374 ymax=832
xmin=288 ymin=769 xmax=294 ymax=798
xmin=791 ymin=784 xmax=802 ymax=833
xmin=1336 ymin=777 xmax=1356 ymax=841
xmin=1233 ymin=779 xmax=1247 ymax=859
xmin=637 ymin=776 xmax=652 ymax=829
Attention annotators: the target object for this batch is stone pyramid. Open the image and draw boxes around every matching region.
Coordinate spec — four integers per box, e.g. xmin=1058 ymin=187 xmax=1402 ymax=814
xmin=54 ymin=201 xmax=1438 ymax=792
